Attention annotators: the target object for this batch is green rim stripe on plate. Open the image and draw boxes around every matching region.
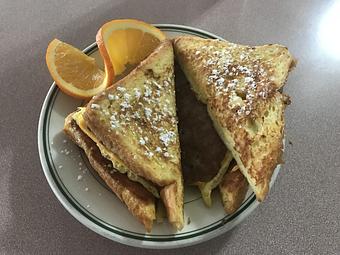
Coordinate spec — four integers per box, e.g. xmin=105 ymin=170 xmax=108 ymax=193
xmin=41 ymin=25 xmax=256 ymax=241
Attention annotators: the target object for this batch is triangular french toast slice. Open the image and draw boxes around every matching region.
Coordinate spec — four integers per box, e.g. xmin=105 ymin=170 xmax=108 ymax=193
xmin=83 ymin=40 xmax=184 ymax=229
xmin=174 ymin=36 xmax=295 ymax=201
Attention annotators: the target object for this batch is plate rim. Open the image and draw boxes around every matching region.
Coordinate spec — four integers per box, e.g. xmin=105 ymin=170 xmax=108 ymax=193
xmin=38 ymin=24 xmax=273 ymax=249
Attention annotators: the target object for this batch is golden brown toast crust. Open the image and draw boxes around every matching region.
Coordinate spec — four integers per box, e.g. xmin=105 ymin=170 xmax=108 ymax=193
xmin=84 ymin=40 xmax=184 ymax=229
xmin=208 ymin=92 xmax=288 ymax=201
xmin=219 ymin=163 xmax=249 ymax=214
xmin=174 ymin=36 xmax=296 ymax=99
xmin=160 ymin=179 xmax=184 ymax=230
xmin=174 ymin=36 xmax=295 ymax=201
xmin=64 ymin=113 xmax=155 ymax=232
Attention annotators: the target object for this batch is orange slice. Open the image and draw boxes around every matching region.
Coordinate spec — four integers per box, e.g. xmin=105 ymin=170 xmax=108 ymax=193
xmin=46 ymin=39 xmax=109 ymax=99
xmin=96 ymin=19 xmax=166 ymax=80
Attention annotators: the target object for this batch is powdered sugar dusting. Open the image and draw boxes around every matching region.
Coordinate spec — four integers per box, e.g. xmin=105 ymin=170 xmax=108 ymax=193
xmin=193 ymin=41 xmax=271 ymax=119
xmin=96 ymin=71 xmax=178 ymax=159
xmin=90 ymin=104 xmax=100 ymax=110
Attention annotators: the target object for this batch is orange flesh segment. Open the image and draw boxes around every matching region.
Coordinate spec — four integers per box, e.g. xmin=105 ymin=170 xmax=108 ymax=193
xmin=106 ymin=29 xmax=129 ymax=75
xmin=134 ymin=33 xmax=161 ymax=63
xmin=126 ymin=28 xmax=144 ymax=64
xmin=104 ymin=28 xmax=162 ymax=75
xmin=55 ymin=43 xmax=104 ymax=90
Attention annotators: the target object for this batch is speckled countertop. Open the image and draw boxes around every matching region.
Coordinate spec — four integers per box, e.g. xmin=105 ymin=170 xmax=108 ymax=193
xmin=0 ymin=0 xmax=339 ymax=254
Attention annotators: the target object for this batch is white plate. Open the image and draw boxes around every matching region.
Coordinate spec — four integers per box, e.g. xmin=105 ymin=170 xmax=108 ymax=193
xmin=38 ymin=24 xmax=280 ymax=249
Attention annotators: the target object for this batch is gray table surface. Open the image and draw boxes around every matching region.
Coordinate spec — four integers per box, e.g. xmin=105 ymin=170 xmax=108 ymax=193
xmin=1 ymin=0 xmax=339 ymax=254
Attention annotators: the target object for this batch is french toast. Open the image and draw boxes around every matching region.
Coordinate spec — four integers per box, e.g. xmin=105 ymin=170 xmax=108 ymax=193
xmin=83 ymin=40 xmax=184 ymax=230
xmin=64 ymin=113 xmax=156 ymax=232
xmin=174 ymin=36 xmax=296 ymax=201
xmin=219 ymin=162 xmax=249 ymax=214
